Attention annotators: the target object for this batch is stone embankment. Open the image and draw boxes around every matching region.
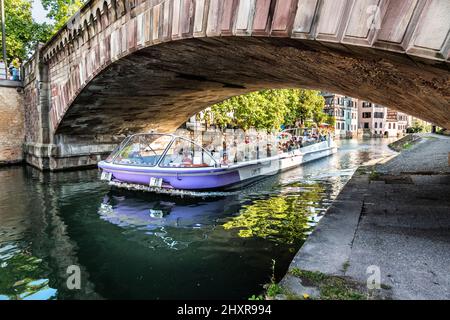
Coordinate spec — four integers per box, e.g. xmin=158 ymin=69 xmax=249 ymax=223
xmin=279 ymin=134 xmax=450 ymax=300
xmin=0 ymin=81 xmax=24 ymax=165
xmin=387 ymin=134 xmax=421 ymax=152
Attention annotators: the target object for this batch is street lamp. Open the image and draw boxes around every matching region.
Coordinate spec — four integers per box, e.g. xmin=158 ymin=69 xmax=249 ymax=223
xmin=0 ymin=0 xmax=7 ymax=79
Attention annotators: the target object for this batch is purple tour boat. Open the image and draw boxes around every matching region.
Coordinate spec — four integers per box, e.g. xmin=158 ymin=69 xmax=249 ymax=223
xmin=98 ymin=130 xmax=337 ymax=191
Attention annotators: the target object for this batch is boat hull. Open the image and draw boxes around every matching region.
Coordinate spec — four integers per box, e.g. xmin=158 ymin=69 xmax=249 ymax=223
xmin=98 ymin=141 xmax=337 ymax=191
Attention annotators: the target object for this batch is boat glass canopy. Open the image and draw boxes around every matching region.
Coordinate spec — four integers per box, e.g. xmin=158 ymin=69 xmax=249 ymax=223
xmin=110 ymin=134 xmax=173 ymax=166
xmin=105 ymin=133 xmax=217 ymax=167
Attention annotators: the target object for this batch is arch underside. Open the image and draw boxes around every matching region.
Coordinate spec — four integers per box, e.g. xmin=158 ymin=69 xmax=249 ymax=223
xmin=55 ymin=36 xmax=450 ymax=137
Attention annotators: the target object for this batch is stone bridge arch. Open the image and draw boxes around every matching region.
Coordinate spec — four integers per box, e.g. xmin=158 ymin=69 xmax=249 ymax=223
xmin=22 ymin=0 xmax=450 ymax=170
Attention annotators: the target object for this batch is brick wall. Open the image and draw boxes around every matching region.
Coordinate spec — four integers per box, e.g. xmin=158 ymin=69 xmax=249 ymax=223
xmin=0 ymin=83 xmax=25 ymax=164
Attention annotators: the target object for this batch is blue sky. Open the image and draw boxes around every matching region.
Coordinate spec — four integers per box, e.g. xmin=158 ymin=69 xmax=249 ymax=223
xmin=32 ymin=0 xmax=53 ymax=24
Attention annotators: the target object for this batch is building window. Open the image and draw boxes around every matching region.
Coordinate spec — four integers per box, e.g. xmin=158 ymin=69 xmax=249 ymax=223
xmin=362 ymin=112 xmax=371 ymax=118
xmin=379 ymin=122 xmax=382 ymax=128
xmin=388 ymin=123 xmax=391 ymax=129
xmin=364 ymin=123 xmax=369 ymax=129
xmin=374 ymin=112 xmax=384 ymax=118
xmin=393 ymin=123 xmax=396 ymax=129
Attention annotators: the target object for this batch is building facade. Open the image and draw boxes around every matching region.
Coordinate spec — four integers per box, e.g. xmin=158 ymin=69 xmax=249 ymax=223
xmin=322 ymin=93 xmax=358 ymax=138
xmin=358 ymin=101 xmax=386 ymax=136
xmin=357 ymin=101 xmax=408 ymax=137
xmin=385 ymin=110 xmax=408 ymax=136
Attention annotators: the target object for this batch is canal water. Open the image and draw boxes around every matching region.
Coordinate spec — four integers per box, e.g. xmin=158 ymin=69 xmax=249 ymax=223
xmin=0 ymin=138 xmax=395 ymax=300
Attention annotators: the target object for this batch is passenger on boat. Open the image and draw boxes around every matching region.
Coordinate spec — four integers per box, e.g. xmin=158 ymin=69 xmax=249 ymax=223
xmin=298 ymin=136 xmax=304 ymax=148
xmin=244 ymin=135 xmax=251 ymax=161
xmin=266 ymin=143 xmax=272 ymax=157
xmin=229 ymin=138 xmax=238 ymax=164
xmin=166 ymin=149 xmax=184 ymax=167
xmin=181 ymin=151 xmax=193 ymax=166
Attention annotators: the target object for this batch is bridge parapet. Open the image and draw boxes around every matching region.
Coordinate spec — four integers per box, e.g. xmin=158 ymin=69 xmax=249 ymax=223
xmin=41 ymin=0 xmax=450 ymax=63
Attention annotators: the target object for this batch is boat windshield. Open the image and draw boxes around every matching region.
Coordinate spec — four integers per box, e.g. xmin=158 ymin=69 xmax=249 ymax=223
xmin=111 ymin=134 xmax=173 ymax=166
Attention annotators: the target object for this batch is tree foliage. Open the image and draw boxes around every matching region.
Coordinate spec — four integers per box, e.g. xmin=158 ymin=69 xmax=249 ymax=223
xmin=0 ymin=0 xmax=53 ymax=61
xmin=207 ymin=89 xmax=330 ymax=131
xmin=406 ymin=120 xmax=431 ymax=133
xmin=41 ymin=0 xmax=85 ymax=31
xmin=0 ymin=0 xmax=86 ymax=62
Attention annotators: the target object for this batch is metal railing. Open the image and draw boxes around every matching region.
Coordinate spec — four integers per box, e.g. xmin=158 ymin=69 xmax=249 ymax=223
xmin=0 ymin=61 xmax=22 ymax=81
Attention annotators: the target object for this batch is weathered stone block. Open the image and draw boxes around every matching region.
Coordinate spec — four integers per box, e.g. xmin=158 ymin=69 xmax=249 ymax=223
xmin=0 ymin=83 xmax=25 ymax=165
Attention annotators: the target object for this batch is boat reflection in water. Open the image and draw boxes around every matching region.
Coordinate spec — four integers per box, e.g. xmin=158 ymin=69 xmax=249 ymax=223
xmin=98 ymin=173 xmax=330 ymax=251
xmin=98 ymin=190 xmax=235 ymax=250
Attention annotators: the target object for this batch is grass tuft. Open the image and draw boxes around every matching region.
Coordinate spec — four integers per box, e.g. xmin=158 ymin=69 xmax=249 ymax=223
xmin=289 ymin=268 xmax=366 ymax=300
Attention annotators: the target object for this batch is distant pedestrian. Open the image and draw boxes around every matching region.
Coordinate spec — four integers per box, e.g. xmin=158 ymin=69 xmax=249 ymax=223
xmin=9 ymin=58 xmax=21 ymax=81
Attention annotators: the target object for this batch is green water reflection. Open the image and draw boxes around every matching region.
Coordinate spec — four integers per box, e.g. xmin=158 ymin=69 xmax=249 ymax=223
xmin=224 ymin=182 xmax=325 ymax=244
xmin=0 ymin=246 xmax=56 ymax=300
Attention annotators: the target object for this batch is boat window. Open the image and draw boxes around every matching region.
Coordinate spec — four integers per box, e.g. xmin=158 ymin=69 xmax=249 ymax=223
xmin=160 ymin=138 xmax=216 ymax=168
xmin=113 ymin=134 xmax=173 ymax=166
xmin=105 ymin=137 xmax=130 ymax=163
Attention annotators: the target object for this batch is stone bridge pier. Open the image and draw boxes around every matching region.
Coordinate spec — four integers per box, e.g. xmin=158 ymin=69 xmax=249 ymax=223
xmin=21 ymin=0 xmax=450 ymax=170
xmin=22 ymin=46 xmax=119 ymax=170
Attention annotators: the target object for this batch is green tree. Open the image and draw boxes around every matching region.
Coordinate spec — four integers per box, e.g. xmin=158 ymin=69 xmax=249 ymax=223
xmin=209 ymin=89 xmax=327 ymax=131
xmin=284 ymin=89 xmax=325 ymax=127
xmin=231 ymin=90 xmax=289 ymax=130
xmin=325 ymin=114 xmax=336 ymax=128
xmin=210 ymin=99 xmax=235 ymax=129
xmin=407 ymin=120 xmax=430 ymax=133
xmin=0 ymin=0 xmax=53 ymax=61
xmin=41 ymin=0 xmax=85 ymax=31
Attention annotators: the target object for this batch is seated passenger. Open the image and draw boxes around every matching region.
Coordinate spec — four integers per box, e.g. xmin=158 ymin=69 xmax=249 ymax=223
xmin=167 ymin=149 xmax=184 ymax=166
xmin=181 ymin=152 xmax=193 ymax=166
xmin=221 ymin=154 xmax=229 ymax=165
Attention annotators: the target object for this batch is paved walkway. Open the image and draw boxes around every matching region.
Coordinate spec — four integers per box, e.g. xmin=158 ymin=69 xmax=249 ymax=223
xmin=281 ymin=134 xmax=450 ymax=299
xmin=378 ymin=133 xmax=450 ymax=174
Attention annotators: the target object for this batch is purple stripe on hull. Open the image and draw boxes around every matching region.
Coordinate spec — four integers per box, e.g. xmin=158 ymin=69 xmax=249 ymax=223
xmin=99 ymin=161 xmax=227 ymax=175
xmin=106 ymin=169 xmax=241 ymax=190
